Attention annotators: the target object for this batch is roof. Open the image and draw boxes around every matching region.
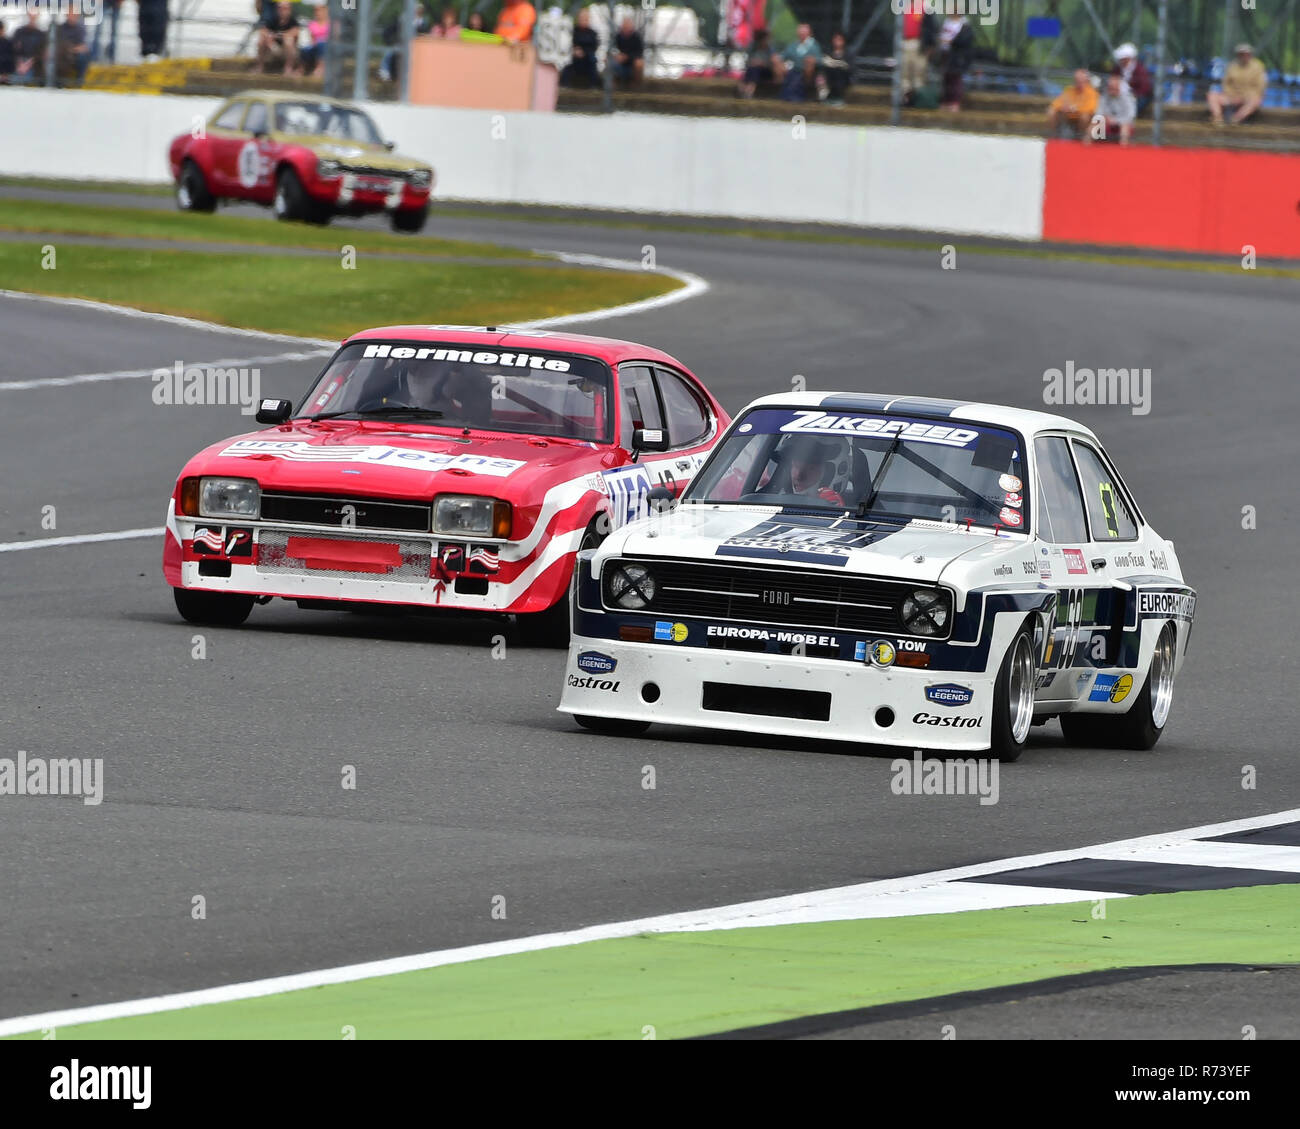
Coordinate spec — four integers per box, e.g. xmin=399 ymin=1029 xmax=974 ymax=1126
xmin=221 ymin=90 xmax=363 ymax=107
xmin=741 ymin=391 xmax=1102 ymax=440
xmin=342 ymin=325 xmax=692 ymax=369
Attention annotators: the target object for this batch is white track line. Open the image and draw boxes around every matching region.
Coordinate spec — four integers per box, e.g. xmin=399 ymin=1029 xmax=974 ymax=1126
xmin=0 ymin=807 xmax=1293 ymax=1038
xmin=0 ymin=527 xmax=163 ymax=554
xmin=520 ymin=252 xmax=709 ymax=328
xmin=0 ymin=350 xmax=335 ymax=392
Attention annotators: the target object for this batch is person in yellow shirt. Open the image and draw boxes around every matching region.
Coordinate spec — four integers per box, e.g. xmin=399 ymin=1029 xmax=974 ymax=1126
xmin=1047 ymin=69 xmax=1099 ymax=139
xmin=1208 ymin=43 xmax=1268 ymax=125
xmin=495 ymin=0 xmax=536 ymax=44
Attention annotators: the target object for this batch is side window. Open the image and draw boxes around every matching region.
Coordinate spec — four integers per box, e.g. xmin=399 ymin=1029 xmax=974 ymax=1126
xmin=617 ymin=365 xmax=663 ymax=451
xmin=1033 ymin=437 xmax=1089 ymax=544
xmin=655 ymin=369 xmax=711 ymax=449
xmin=1072 ymin=441 xmax=1139 ymax=541
xmin=243 ymin=101 xmax=269 ymax=135
xmin=212 ymin=101 xmax=247 ymax=131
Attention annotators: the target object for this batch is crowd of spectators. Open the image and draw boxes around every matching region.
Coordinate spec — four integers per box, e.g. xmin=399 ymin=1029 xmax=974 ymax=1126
xmin=736 ymin=23 xmax=853 ymax=105
xmin=558 ymin=12 xmax=642 ymax=90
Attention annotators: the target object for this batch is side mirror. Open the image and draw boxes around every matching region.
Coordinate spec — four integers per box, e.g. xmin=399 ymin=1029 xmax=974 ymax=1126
xmin=647 ymin=484 xmax=677 ymax=513
xmin=632 ymin=427 xmax=669 ymax=453
xmin=255 ymin=398 xmax=294 ymax=425
xmin=252 ymin=130 xmax=268 ymax=140
xmin=384 ymin=140 xmax=396 ymax=151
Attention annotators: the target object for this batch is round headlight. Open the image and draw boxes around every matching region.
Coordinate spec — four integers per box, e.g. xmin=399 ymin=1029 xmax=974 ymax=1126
xmin=609 ymin=564 xmax=656 ymax=610
xmin=317 ymin=159 xmax=342 ymax=179
xmin=901 ymin=589 xmax=951 ymax=637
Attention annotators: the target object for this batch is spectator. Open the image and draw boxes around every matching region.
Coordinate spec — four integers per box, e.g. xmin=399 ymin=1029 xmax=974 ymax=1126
xmin=1047 ymin=68 xmax=1098 ymax=139
xmin=817 ymin=29 xmax=851 ymax=106
xmin=300 ymin=4 xmax=329 ymax=75
xmin=90 ymin=0 xmax=122 ymax=64
xmin=431 ymin=7 xmax=460 ymax=38
xmin=611 ymin=16 xmax=643 ymax=85
xmin=936 ymin=13 xmax=972 ymax=110
xmin=1110 ymin=42 xmax=1152 ymax=115
xmin=775 ymin=22 xmax=820 ymax=103
xmin=0 ymin=22 xmax=14 ymax=84
xmin=57 ymin=10 xmax=91 ymax=85
xmin=258 ymin=1 xmax=301 ymax=74
xmin=379 ymin=3 xmax=429 ymax=83
xmin=495 ymin=0 xmax=535 ymax=44
xmin=561 ymin=7 xmax=598 ymax=89
xmin=467 ymin=12 xmax=484 ymax=32
xmin=1087 ymin=74 xmax=1136 ymax=145
xmin=12 ymin=12 xmax=46 ymax=85
xmin=1208 ymin=43 xmax=1268 ymax=125
xmin=138 ymin=0 xmax=168 ymax=61
xmin=737 ymin=26 xmax=775 ymax=99
xmin=900 ymin=0 xmax=937 ymax=102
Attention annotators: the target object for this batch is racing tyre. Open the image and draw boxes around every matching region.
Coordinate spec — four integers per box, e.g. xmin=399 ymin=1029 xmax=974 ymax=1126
xmin=176 ymin=160 xmax=216 ymax=213
xmin=390 ymin=204 xmax=429 ymax=233
xmin=1060 ymin=622 xmax=1176 ymax=751
xmin=273 ymin=167 xmax=309 ymax=222
xmin=173 ymin=588 xmax=255 ymax=627
xmin=515 ymin=525 xmax=602 ymax=648
xmin=574 ymin=715 xmax=651 ymax=737
xmin=989 ymin=624 xmax=1037 ymax=762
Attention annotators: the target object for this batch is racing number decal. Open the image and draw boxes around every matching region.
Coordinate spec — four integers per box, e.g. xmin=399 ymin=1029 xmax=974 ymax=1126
xmin=237 ymin=141 xmax=271 ymax=189
xmin=1049 ymin=588 xmax=1086 ymax=669
xmin=1098 ymin=482 xmax=1120 ymax=539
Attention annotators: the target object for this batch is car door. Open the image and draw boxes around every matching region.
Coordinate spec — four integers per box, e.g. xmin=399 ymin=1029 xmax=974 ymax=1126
xmin=605 ymin=364 xmax=666 ymax=527
xmin=1031 ymin=434 xmax=1112 ymax=700
xmin=237 ymin=98 xmax=278 ymax=202
xmin=205 ymin=98 xmax=249 ymax=194
xmin=647 ymin=365 xmax=718 ymax=497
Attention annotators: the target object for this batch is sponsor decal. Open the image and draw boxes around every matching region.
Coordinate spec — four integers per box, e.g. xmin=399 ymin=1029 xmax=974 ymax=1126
xmin=603 ymin=465 xmax=655 ymax=528
xmin=191 ymin=526 xmax=252 ymax=558
xmin=439 ymin=544 xmax=466 ymax=574
xmin=868 ymin=640 xmax=896 ymax=668
xmin=896 ymin=639 xmax=927 ymax=652
xmin=1063 ymin=548 xmax=1088 ymax=575
xmin=1035 ymin=672 xmax=1055 ymax=690
xmin=1075 ymin=671 xmax=1094 ymax=695
xmin=737 ymin=422 xmax=753 ymax=433
xmin=654 ymin=621 xmax=689 ymax=643
xmin=467 ymin=545 xmax=499 ymax=575
xmin=1002 ymin=493 xmax=1023 ymax=508
xmin=219 ymin=440 xmax=525 ymax=478
xmin=998 ymin=474 xmax=1022 ymax=492
xmin=780 ymin=411 xmax=979 ymax=447
xmin=362 ymin=343 xmax=572 ymax=372
xmin=576 ymin=651 xmax=618 ymax=675
xmin=1088 ymin=673 xmax=1134 ymax=703
xmin=993 ymin=564 xmax=1013 ymax=577
xmin=925 ymin=683 xmax=974 ymax=707
xmin=1113 ymin=551 xmax=1147 ymax=570
xmin=1039 ymin=547 xmax=1053 ymax=581
xmin=717 ymin=519 xmax=887 ymax=565
xmin=998 ymin=507 xmax=1023 ymax=527
xmin=1022 ymin=560 xmax=1039 ymax=576
xmin=1150 ymin=548 xmax=1170 ymax=572
xmin=566 ymin=674 xmax=621 ymax=691
xmin=706 ymin=625 xmax=839 ymax=647
xmin=1137 ymin=591 xmax=1195 ymax=620
xmin=912 ymin=712 xmax=984 ymax=728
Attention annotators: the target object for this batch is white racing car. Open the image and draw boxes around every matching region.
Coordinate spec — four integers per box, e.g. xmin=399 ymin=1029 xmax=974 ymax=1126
xmin=558 ymin=393 xmax=1196 ymax=761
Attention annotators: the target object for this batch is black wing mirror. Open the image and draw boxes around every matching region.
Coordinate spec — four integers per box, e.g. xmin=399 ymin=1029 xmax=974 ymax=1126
xmin=255 ymin=398 xmax=294 ymax=425
xmin=384 ymin=140 xmax=396 ymax=151
xmin=647 ymin=484 xmax=677 ymax=513
xmin=632 ymin=427 xmax=670 ymax=453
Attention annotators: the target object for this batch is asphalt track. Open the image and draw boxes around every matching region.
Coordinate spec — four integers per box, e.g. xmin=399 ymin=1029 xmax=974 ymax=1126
xmin=1 ymin=196 xmax=1298 ymax=1031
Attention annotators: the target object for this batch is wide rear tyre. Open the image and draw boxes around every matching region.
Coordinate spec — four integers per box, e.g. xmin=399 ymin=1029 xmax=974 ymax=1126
xmin=390 ymin=203 xmax=429 ymax=233
xmin=574 ymin=715 xmax=651 ymax=737
xmin=173 ymin=588 xmax=254 ymax=627
xmin=176 ymin=159 xmax=216 ymax=213
xmin=989 ymin=625 xmax=1037 ymax=762
xmin=1060 ymin=622 xmax=1176 ymax=751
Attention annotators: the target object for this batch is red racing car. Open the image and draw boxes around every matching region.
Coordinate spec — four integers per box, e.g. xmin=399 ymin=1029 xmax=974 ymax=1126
xmin=163 ymin=326 xmax=728 ymax=644
xmin=169 ymin=91 xmax=434 ymax=232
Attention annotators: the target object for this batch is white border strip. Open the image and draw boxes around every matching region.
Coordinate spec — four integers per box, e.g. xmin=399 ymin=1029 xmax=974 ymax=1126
xmin=0 ymin=527 xmax=164 ymax=554
xmin=0 ymin=350 xmax=335 ymax=392
xmin=1 ymin=806 xmax=1294 ymax=1037
xmin=519 ymin=252 xmax=709 ymax=328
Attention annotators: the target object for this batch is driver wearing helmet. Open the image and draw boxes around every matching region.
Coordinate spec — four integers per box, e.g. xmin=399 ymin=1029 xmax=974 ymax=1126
xmin=781 ymin=434 xmax=845 ymax=507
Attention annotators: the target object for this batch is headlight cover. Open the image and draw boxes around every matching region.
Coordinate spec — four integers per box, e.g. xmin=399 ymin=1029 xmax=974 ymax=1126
xmin=409 ymin=168 xmax=432 ymax=189
xmin=434 ymin=496 xmax=510 ymax=538
xmin=901 ymin=588 xmax=952 ymax=637
xmin=608 ymin=563 xmax=657 ymax=610
xmin=199 ymin=477 xmax=260 ymax=519
xmin=317 ymin=158 xmax=342 ymax=179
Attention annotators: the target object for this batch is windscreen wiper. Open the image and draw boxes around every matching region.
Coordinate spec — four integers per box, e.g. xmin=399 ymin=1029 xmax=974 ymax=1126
xmin=304 ymin=405 xmax=445 ymax=422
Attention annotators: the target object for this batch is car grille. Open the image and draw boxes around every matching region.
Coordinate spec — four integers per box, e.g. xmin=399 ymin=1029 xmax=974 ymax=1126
xmin=604 ymin=558 xmax=940 ymax=637
xmin=342 ymin=165 xmax=410 ymax=181
xmin=260 ymin=492 xmax=431 ymax=533
xmin=256 ymin=530 xmax=431 ymax=583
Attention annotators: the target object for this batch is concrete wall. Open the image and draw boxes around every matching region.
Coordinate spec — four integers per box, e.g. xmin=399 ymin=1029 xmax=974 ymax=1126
xmin=2 ymin=88 xmax=1047 ymax=240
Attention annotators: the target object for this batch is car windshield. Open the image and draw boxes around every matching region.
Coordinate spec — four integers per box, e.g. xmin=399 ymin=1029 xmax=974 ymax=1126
xmin=297 ymin=341 xmax=613 ymax=442
xmin=685 ymin=407 xmax=1030 ymax=530
xmin=274 ymin=101 xmax=384 ymax=145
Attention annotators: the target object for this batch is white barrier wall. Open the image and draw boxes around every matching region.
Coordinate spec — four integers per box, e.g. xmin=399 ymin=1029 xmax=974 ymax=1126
xmin=1 ymin=89 xmax=1046 ymax=240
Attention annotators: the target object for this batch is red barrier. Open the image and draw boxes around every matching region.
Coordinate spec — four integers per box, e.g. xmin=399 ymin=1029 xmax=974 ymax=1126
xmin=1042 ymin=139 xmax=1300 ymax=258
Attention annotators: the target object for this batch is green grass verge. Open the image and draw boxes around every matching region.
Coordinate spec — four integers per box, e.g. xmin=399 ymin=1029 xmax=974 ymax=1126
xmin=0 ymin=175 xmax=173 ymax=197
xmin=0 ymin=242 xmax=676 ymax=339
xmin=11 ymin=885 xmax=1295 ymax=1040
xmin=0 ymin=199 xmax=535 ymax=259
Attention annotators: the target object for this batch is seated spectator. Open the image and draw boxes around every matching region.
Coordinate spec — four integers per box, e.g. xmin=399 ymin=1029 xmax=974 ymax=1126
xmin=1087 ymin=74 xmax=1136 ymax=145
xmin=12 ymin=12 xmax=46 ymax=86
xmin=299 ymin=5 xmax=329 ymax=75
xmin=611 ymin=16 xmax=643 ymax=86
xmin=737 ymin=27 xmax=775 ymax=98
xmin=561 ymin=8 xmax=599 ymax=88
xmin=0 ymin=22 xmax=14 ymax=85
xmin=1111 ymin=42 xmax=1152 ymax=116
xmin=431 ymin=7 xmax=460 ymax=38
xmin=467 ymin=12 xmax=485 ymax=32
xmin=1047 ymin=69 xmax=1098 ymax=139
xmin=1208 ymin=43 xmax=1268 ymax=125
xmin=817 ymin=30 xmax=851 ymax=105
xmin=495 ymin=0 xmax=536 ymax=44
xmin=57 ymin=10 xmax=92 ymax=85
xmin=775 ymin=22 xmax=821 ymax=102
xmin=936 ymin=13 xmax=972 ymax=110
xmin=258 ymin=1 xmax=301 ymax=75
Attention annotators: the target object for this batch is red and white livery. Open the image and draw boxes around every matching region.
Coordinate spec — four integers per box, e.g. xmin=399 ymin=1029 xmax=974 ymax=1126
xmin=163 ymin=326 xmax=728 ymax=643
